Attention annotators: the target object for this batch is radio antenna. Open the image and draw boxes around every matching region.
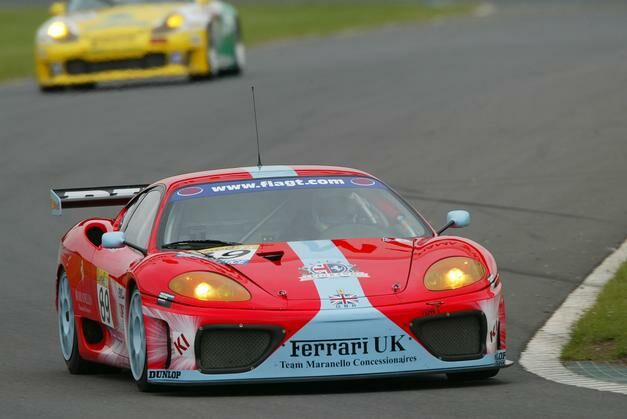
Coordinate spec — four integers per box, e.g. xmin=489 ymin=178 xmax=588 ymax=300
xmin=251 ymin=85 xmax=263 ymax=167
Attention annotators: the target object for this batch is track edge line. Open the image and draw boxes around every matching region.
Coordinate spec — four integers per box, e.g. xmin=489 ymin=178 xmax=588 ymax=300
xmin=519 ymin=238 xmax=627 ymax=395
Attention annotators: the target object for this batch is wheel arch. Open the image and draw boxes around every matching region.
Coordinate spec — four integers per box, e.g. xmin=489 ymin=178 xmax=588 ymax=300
xmin=126 ymin=275 xmax=139 ymax=307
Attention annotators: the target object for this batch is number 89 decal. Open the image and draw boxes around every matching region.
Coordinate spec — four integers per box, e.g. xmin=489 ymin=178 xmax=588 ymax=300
xmin=96 ymin=268 xmax=114 ymax=328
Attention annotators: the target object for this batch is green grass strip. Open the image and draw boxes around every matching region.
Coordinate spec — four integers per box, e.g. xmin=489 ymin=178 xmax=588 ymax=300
xmin=0 ymin=8 xmax=48 ymax=81
xmin=562 ymin=260 xmax=627 ymax=362
xmin=239 ymin=2 xmax=472 ymax=46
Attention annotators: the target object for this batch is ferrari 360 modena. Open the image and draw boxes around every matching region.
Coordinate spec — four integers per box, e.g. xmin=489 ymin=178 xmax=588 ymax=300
xmin=51 ymin=165 xmax=511 ymax=391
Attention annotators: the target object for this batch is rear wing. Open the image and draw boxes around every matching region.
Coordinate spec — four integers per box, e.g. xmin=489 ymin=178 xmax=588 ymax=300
xmin=50 ymin=184 xmax=149 ymax=216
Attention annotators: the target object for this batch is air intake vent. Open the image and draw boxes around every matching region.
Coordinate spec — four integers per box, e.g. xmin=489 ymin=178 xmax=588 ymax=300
xmin=195 ymin=326 xmax=282 ymax=374
xmin=410 ymin=311 xmax=486 ymax=361
xmin=65 ymin=54 xmax=167 ymax=75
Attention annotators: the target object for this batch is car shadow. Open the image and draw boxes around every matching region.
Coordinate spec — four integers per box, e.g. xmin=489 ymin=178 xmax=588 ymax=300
xmin=39 ymin=73 xmax=244 ymax=95
xmin=149 ymin=374 xmax=509 ymax=398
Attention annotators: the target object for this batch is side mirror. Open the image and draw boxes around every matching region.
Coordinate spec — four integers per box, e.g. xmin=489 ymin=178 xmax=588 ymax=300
xmin=437 ymin=210 xmax=470 ymax=234
xmin=49 ymin=2 xmax=66 ymax=16
xmin=102 ymin=232 xmax=126 ymax=249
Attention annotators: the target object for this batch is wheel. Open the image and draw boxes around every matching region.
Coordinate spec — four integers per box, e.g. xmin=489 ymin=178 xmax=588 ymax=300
xmin=127 ymin=287 xmax=154 ymax=392
xmin=446 ymin=368 xmax=499 ymax=381
xmin=190 ymin=23 xmax=219 ymax=81
xmin=230 ymin=18 xmax=245 ymax=75
xmin=57 ymin=272 xmax=98 ymax=374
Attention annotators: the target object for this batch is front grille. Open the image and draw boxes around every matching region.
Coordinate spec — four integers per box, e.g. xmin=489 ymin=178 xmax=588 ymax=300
xmin=196 ymin=326 xmax=282 ymax=373
xmin=65 ymin=53 xmax=167 ymax=75
xmin=410 ymin=311 xmax=486 ymax=361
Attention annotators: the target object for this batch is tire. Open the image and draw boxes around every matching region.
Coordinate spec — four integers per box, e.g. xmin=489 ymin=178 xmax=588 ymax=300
xmin=446 ymin=368 xmax=500 ymax=381
xmin=229 ymin=18 xmax=245 ymax=75
xmin=57 ymin=272 xmax=98 ymax=374
xmin=190 ymin=23 xmax=219 ymax=81
xmin=126 ymin=287 xmax=154 ymax=392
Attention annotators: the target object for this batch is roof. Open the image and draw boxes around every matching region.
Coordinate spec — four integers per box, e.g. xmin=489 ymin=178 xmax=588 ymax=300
xmin=155 ymin=165 xmax=375 ymax=190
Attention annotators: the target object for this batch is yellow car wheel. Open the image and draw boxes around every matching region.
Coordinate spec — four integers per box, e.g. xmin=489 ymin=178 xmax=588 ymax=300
xmin=190 ymin=23 xmax=218 ymax=82
xmin=225 ymin=18 xmax=245 ymax=76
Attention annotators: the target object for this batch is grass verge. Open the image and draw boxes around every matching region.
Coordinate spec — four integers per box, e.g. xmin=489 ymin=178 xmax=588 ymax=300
xmin=561 ymin=260 xmax=627 ymax=362
xmin=239 ymin=2 xmax=472 ymax=46
xmin=0 ymin=2 xmax=472 ymax=82
xmin=0 ymin=8 xmax=48 ymax=82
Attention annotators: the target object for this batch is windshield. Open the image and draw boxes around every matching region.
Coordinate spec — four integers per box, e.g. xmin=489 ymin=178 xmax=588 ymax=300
xmin=69 ymin=0 xmax=193 ymax=12
xmin=158 ymin=176 xmax=429 ymax=248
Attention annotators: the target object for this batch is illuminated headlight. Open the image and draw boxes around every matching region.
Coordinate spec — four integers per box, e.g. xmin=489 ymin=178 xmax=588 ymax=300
xmin=169 ymin=272 xmax=251 ymax=302
xmin=424 ymin=257 xmax=486 ymax=291
xmin=47 ymin=21 xmax=72 ymax=40
xmin=165 ymin=14 xmax=185 ymax=30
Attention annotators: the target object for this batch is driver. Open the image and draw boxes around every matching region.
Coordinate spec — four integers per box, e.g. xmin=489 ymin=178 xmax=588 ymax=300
xmin=311 ymin=190 xmax=362 ymax=234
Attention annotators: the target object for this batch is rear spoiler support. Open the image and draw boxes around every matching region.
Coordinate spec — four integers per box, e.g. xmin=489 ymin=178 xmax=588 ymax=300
xmin=50 ymin=184 xmax=149 ymax=216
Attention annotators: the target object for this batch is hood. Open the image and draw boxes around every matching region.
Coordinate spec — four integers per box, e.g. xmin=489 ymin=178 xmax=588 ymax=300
xmin=133 ymin=238 xmax=417 ymax=309
xmin=231 ymin=238 xmax=416 ymax=301
xmin=69 ymin=4 xmax=185 ymax=33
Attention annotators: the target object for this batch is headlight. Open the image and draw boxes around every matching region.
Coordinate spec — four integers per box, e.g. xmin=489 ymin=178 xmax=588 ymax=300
xmin=165 ymin=14 xmax=185 ymax=30
xmin=47 ymin=21 xmax=71 ymax=40
xmin=424 ymin=257 xmax=486 ymax=291
xmin=169 ymin=272 xmax=251 ymax=302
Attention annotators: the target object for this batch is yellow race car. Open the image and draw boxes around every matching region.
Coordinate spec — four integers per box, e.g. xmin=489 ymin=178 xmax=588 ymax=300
xmin=35 ymin=0 xmax=245 ymax=92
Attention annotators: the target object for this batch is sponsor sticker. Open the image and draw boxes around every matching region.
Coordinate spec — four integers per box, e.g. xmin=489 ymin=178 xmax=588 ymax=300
xmin=110 ymin=280 xmax=126 ymax=334
xmin=148 ymin=370 xmax=182 ymax=380
xmin=74 ymin=290 xmax=93 ymax=306
xmin=173 ymin=333 xmax=191 ymax=356
xmin=176 ymin=186 xmax=204 ymax=197
xmin=350 ymin=177 xmax=376 ymax=186
xmin=495 ymin=350 xmax=507 ymax=366
xmin=280 ymin=335 xmax=417 ymax=370
xmin=197 ymin=245 xmax=259 ymax=265
xmin=289 ymin=335 xmax=406 ymax=358
xmin=329 ymin=289 xmax=359 ymax=308
xmin=489 ymin=321 xmax=499 ymax=343
xmin=299 ymin=262 xmax=369 ymax=281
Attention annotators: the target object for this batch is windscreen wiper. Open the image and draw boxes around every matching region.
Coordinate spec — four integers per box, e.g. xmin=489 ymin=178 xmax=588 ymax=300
xmin=162 ymin=240 xmax=241 ymax=250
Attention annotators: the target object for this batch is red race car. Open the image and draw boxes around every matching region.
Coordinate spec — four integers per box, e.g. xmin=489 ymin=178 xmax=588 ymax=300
xmin=51 ymin=165 xmax=511 ymax=391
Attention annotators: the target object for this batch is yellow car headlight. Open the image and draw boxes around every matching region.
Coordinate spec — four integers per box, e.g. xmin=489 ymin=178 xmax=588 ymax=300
xmin=169 ymin=272 xmax=251 ymax=302
xmin=47 ymin=21 xmax=71 ymax=40
xmin=424 ymin=257 xmax=486 ymax=291
xmin=165 ymin=14 xmax=185 ymax=30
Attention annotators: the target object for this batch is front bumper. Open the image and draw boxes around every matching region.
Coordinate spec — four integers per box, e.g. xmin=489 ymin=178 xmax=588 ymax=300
xmin=141 ymin=285 xmax=510 ymax=385
xmin=35 ymin=30 xmax=208 ymax=86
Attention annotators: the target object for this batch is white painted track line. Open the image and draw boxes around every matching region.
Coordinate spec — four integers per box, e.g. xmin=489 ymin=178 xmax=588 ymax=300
xmin=520 ymin=239 xmax=627 ymax=395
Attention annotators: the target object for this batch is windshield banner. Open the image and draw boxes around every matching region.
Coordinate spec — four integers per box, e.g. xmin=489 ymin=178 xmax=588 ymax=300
xmin=170 ymin=177 xmax=385 ymax=201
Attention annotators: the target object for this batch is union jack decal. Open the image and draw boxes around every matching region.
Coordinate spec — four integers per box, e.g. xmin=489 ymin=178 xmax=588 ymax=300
xmin=329 ymin=289 xmax=359 ymax=308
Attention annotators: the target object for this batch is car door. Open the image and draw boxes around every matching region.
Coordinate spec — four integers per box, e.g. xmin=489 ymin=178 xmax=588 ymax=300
xmin=91 ymin=187 xmax=163 ymax=333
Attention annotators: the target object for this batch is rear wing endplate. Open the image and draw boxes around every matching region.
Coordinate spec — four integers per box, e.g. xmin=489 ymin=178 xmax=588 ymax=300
xmin=50 ymin=184 xmax=149 ymax=216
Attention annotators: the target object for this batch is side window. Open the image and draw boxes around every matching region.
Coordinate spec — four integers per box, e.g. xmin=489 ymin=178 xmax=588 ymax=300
xmin=120 ymin=194 xmax=145 ymax=231
xmin=124 ymin=189 xmax=162 ymax=249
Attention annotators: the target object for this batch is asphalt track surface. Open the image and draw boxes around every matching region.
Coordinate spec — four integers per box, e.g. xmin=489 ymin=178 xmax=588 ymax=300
xmin=1 ymin=1 xmax=627 ymax=418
